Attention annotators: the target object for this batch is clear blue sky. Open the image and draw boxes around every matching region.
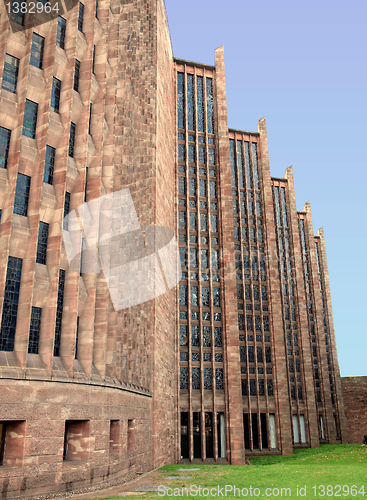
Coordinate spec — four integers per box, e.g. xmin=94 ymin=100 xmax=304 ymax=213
xmin=165 ymin=0 xmax=367 ymax=377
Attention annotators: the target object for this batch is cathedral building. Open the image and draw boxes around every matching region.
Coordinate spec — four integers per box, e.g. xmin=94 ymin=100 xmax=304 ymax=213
xmin=0 ymin=0 xmax=347 ymax=497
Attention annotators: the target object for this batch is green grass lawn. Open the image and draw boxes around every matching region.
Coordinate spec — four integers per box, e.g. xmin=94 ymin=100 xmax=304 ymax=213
xmin=86 ymin=444 xmax=367 ymax=500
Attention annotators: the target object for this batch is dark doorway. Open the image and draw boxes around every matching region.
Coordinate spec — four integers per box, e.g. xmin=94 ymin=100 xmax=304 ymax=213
xmin=193 ymin=412 xmax=201 ymax=458
xmin=181 ymin=412 xmax=189 ymax=459
xmin=252 ymin=414 xmax=259 ymax=448
xmin=261 ymin=413 xmax=268 ymax=449
xmin=243 ymin=413 xmax=250 ymax=449
xmin=205 ymin=412 xmax=213 ymax=458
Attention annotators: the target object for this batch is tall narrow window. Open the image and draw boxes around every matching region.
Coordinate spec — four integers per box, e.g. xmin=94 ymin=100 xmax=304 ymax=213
xmin=92 ymin=45 xmax=96 ymax=73
xmin=78 ymin=3 xmax=84 ymax=32
xmin=95 ymin=0 xmax=98 ymax=18
xmin=84 ymin=167 xmax=88 ymax=201
xmin=68 ymin=122 xmax=76 ymax=157
xmin=30 ymin=33 xmax=45 ymax=69
xmin=206 ymin=77 xmax=214 ymax=134
xmin=177 ymin=72 xmax=184 ymax=129
xmin=2 ymin=54 xmax=19 ymax=93
xmin=28 ymin=307 xmax=42 ymax=354
xmin=0 ymin=127 xmax=11 ymax=169
xmin=0 ymin=257 xmax=22 ymax=352
xmin=56 ymin=17 xmax=66 ymax=49
xmin=22 ymin=100 xmax=38 ymax=139
xmin=36 ymin=221 xmax=49 ymax=265
xmin=88 ymin=104 xmax=92 ymax=135
xmin=50 ymin=77 xmax=61 ymax=113
xmin=63 ymin=191 xmax=71 ymax=230
xmin=13 ymin=173 xmax=31 ymax=216
xmin=75 ymin=316 xmax=79 ymax=359
xmin=74 ymin=59 xmax=80 ymax=92
xmin=43 ymin=145 xmax=55 ymax=185
xmin=54 ymin=269 xmax=65 ymax=357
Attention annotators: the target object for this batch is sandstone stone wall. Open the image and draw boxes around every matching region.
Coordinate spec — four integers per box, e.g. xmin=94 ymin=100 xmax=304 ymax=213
xmin=341 ymin=376 xmax=367 ymax=443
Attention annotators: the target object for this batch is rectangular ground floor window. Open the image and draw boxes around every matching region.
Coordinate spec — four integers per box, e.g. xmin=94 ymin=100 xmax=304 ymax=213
xmin=180 ymin=411 xmax=225 ymax=460
xmin=293 ymin=414 xmax=307 ymax=444
xmin=63 ymin=420 xmax=90 ymax=461
xmin=109 ymin=420 xmax=120 ymax=455
xmin=243 ymin=413 xmax=276 ymax=451
xmin=0 ymin=420 xmax=26 ymax=466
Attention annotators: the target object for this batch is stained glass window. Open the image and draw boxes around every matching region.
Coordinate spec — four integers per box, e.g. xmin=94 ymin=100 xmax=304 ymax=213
xmin=214 ymin=327 xmax=222 ymax=347
xmin=0 ymin=257 xmax=22 ymax=351
xmin=186 ymin=74 xmax=195 ymax=131
xmin=254 ymin=315 xmax=260 ymax=331
xmin=208 ymin=149 xmax=215 ymax=165
xmin=180 ymin=367 xmax=188 ymax=390
xmin=199 ymin=179 xmax=206 ymax=197
xmin=229 ymin=139 xmax=237 ymax=187
xmin=192 ymin=325 xmax=199 ymax=347
xmin=180 ymin=325 xmax=188 ymax=346
xmin=0 ymin=127 xmax=11 ymax=169
xmin=191 ymin=285 xmax=198 ymax=306
xmin=212 ymin=249 xmax=219 ymax=269
xmin=177 ymin=72 xmax=184 ymax=129
xmin=198 ymin=146 xmax=205 ymax=163
xmin=243 ymin=141 xmax=252 ymax=189
xmin=200 ymin=214 xmax=207 ymax=232
xmin=179 ymin=285 xmax=187 ymax=306
xmin=238 ymin=314 xmax=244 ymax=331
xmin=274 ymin=186 xmax=282 ymax=226
xmin=211 ymin=214 xmax=218 ymax=232
xmin=258 ymin=379 xmax=265 ymax=396
xmin=206 ymin=78 xmax=214 ymax=134
xmin=178 ymin=211 xmax=186 ymax=231
xmin=196 ymin=76 xmax=204 ymax=132
xmin=246 ymin=315 xmax=253 ymax=331
xmin=252 ymin=143 xmax=259 ymax=190
xmin=178 ymin=143 xmax=185 ymax=162
xmin=201 ymin=249 xmax=208 ymax=269
xmin=213 ymin=288 xmax=221 ymax=307
xmin=202 ymin=287 xmax=209 ymax=307
xmin=189 ymin=145 xmax=195 ymax=162
xmin=236 ymin=140 xmax=245 ymax=188
xmin=281 ymin=187 xmax=288 ymax=227
xmin=189 ymin=212 xmax=197 ymax=231
xmin=203 ymin=326 xmax=211 ymax=347
xmin=209 ymin=180 xmax=216 ymax=199
xmin=189 ymin=177 xmax=196 ymax=196
xmin=215 ymin=353 xmax=223 ymax=362
xmin=178 ymin=176 xmax=185 ymax=195
xmin=216 ymin=368 xmax=224 ymax=389
xmin=204 ymin=368 xmax=212 ymax=389
xmin=192 ymin=367 xmax=200 ymax=389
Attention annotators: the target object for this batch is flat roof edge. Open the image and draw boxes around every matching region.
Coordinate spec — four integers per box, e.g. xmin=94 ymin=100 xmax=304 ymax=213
xmin=174 ymin=57 xmax=216 ymax=70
